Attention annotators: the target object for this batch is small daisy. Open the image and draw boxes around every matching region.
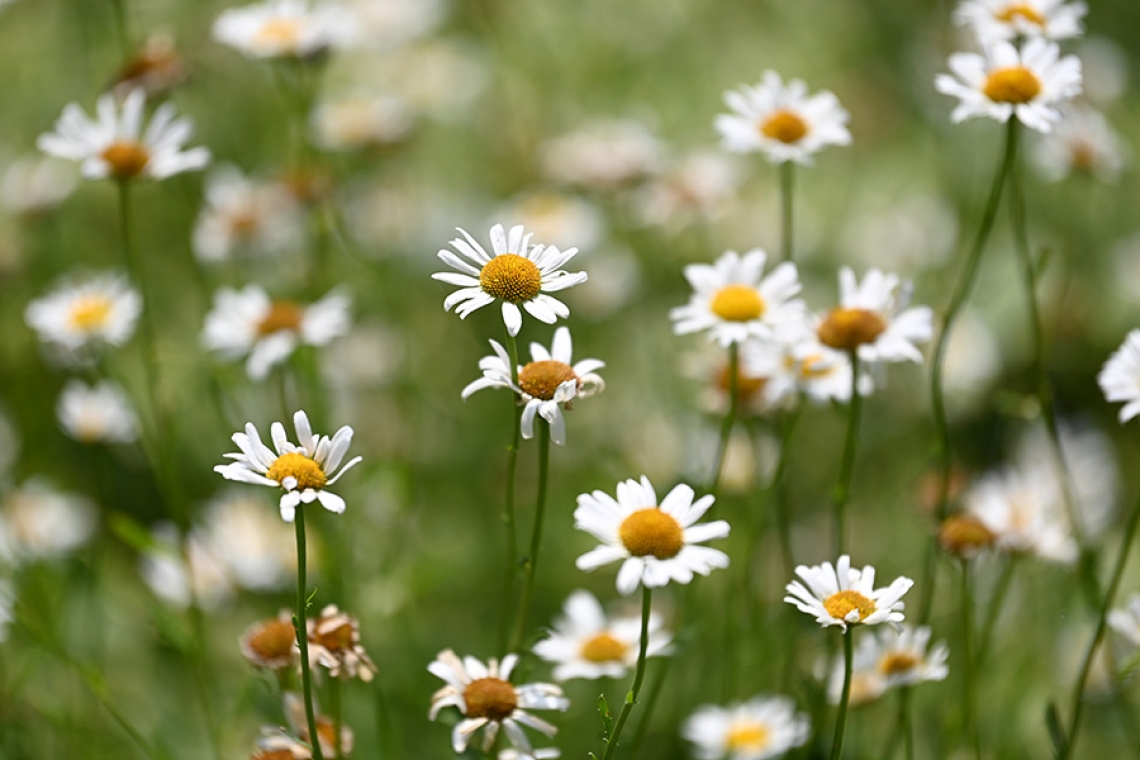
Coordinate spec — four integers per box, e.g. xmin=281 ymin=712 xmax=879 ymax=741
xmin=199 ymin=490 xmax=297 ymax=591
xmin=428 ymin=649 xmax=569 ymax=754
xmin=461 ymin=326 xmax=604 ymax=445
xmin=307 ymin=604 xmax=376 ymax=682
xmin=201 ymin=285 xmax=351 ymax=381
xmin=56 ymin=379 xmax=139 ymax=444
xmin=670 ymin=249 xmax=805 ymax=347
xmin=1098 ymin=329 xmax=1140 ymax=423
xmin=212 ymin=0 xmax=357 ymax=60
xmin=954 ymin=0 xmax=1087 ymax=44
xmin=784 ymin=555 xmax=913 ymax=631
xmin=540 ymin=119 xmax=664 ymax=190
xmin=240 ymin=610 xmax=298 ymax=670
xmin=1032 ymin=105 xmax=1127 ymax=183
xmin=815 ymin=267 xmax=932 ymax=364
xmin=934 ymin=38 xmax=1082 ymax=134
xmin=37 ymin=89 xmax=210 ymax=181
xmin=214 ymin=410 xmax=362 ymax=522
xmin=311 ymin=92 xmax=414 ymax=152
xmin=962 ymin=467 xmax=1077 ymax=563
xmin=715 ymin=70 xmax=852 ymax=165
xmin=0 ymin=478 xmax=97 ymax=564
xmin=432 ymin=223 xmax=587 ymax=337
xmin=193 ymin=166 xmax=302 ymax=263
xmin=25 ymin=274 xmax=140 ymax=353
xmin=861 ymin=625 xmax=949 ymax=690
xmin=1108 ymin=593 xmax=1140 ymax=650
xmin=532 ymin=589 xmax=672 ymax=681
xmin=682 ymin=696 xmax=810 ymax=760
xmin=574 ymin=476 xmax=730 ymax=595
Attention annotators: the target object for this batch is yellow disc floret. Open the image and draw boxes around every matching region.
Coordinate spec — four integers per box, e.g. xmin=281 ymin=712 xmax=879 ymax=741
xmin=580 ymin=633 xmax=628 ymax=663
xmin=463 ymin=677 xmax=518 ymax=721
xmin=101 ymin=140 xmax=151 ymax=179
xmin=710 ymin=284 xmax=766 ymax=322
xmin=817 ymin=307 xmax=887 ymax=351
xmin=257 ymin=301 xmax=305 ymax=336
xmin=518 ymin=360 xmax=578 ymax=401
xmin=256 ymin=17 xmax=303 ymax=49
xmin=479 ymin=253 xmax=543 ymax=303
xmin=760 ymin=110 xmax=808 ymax=144
xmin=823 ymin=589 xmax=877 ymax=623
xmin=266 ymin=451 xmax=327 ymax=490
xmin=726 ymin=722 xmax=772 ymax=751
xmin=995 ymin=3 xmax=1046 ymax=26
xmin=619 ymin=508 xmax=684 ymax=559
xmin=69 ymin=295 xmax=114 ymax=332
xmin=983 ymin=67 xmax=1042 ymax=105
xmin=879 ymin=652 xmax=920 ymax=677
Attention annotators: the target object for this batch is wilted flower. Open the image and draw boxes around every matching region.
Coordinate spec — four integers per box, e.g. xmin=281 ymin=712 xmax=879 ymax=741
xmin=307 ymin=604 xmax=376 ymax=682
xmin=241 ymin=610 xmax=298 ymax=670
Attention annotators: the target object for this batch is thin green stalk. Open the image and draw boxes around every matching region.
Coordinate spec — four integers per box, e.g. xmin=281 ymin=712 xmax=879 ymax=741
xmin=882 ymin=687 xmax=915 ymax=760
xmin=600 ymin=587 xmax=653 ymax=760
xmin=709 ymin=343 xmax=740 ymax=496
xmin=833 ymin=353 xmax=864 ymax=557
xmin=772 ymin=407 xmax=801 ymax=581
xmin=110 ymin=0 xmax=130 ymax=58
xmin=330 ymin=675 xmax=343 ymax=759
xmin=511 ymin=418 xmax=551 ymax=652
xmin=294 ymin=506 xmax=325 ymax=760
xmin=498 ymin=333 xmax=523 ymax=652
xmin=976 ymin=555 xmax=1016 ymax=667
xmin=779 ymin=161 xmax=795 ymax=263
xmin=960 ymin=561 xmax=980 ymax=759
xmin=830 ymin=628 xmax=854 ymax=760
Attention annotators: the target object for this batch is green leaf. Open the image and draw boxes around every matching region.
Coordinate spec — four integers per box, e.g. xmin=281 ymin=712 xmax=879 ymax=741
xmin=597 ymin=694 xmax=613 ymax=740
xmin=1045 ymin=701 xmax=1067 ymax=758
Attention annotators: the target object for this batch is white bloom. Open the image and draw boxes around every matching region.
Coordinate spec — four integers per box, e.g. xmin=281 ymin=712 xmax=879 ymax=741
xmin=193 ymin=166 xmax=302 ymax=263
xmin=935 ymin=38 xmax=1082 ymax=133
xmin=462 ymin=326 xmax=604 ymax=446
xmin=633 ymin=150 xmax=742 ymax=231
xmin=56 ymin=379 xmax=138 ymax=444
xmin=533 ymin=590 xmax=672 ymax=681
xmin=499 ymin=750 xmax=560 ymax=760
xmin=311 ymin=93 xmax=414 ymax=151
xmin=492 ymin=192 xmax=605 ymax=254
xmin=431 ymin=223 xmax=587 ymax=337
xmin=826 ymin=625 xmax=948 ymax=703
xmin=815 ymin=267 xmax=932 ymax=365
xmin=0 ymin=479 xmax=97 ymax=564
xmin=25 ymin=274 xmax=140 ymax=353
xmin=1108 ymin=593 xmax=1140 ymax=649
xmin=212 ymin=0 xmax=357 ymax=59
xmin=784 ymin=555 xmax=913 ymax=631
xmin=954 ymin=0 xmax=1086 ymax=44
xmin=574 ymin=475 xmax=730 ymax=595
xmin=214 ymin=410 xmax=363 ymax=522
xmin=0 ymin=157 xmax=78 ymax=216
xmin=1099 ymin=329 xmax=1140 ymax=423
xmin=963 ymin=466 xmax=1076 ymax=563
xmin=740 ymin=331 xmax=872 ymax=406
xmin=139 ymin=522 xmax=233 ymax=610
xmin=715 ymin=71 xmax=851 ymax=165
xmin=540 ymin=119 xmax=664 ymax=190
xmin=1032 ymin=105 xmax=1127 ymax=182
xmin=37 ymin=89 xmax=210 ymax=181
xmin=201 ymin=285 xmax=351 ymax=381
xmin=345 ymin=0 xmax=446 ymax=49
xmin=198 ymin=490 xmax=297 ymax=591
xmin=682 ymin=696 xmax=810 ymax=760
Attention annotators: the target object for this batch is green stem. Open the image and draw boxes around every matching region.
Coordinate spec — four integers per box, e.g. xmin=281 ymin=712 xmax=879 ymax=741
xmin=511 ymin=418 xmax=551 ymax=652
xmin=882 ymin=687 xmax=915 ymax=760
xmin=833 ymin=352 xmax=863 ymax=557
xmin=330 ymin=675 xmax=343 ymax=759
xmin=960 ymin=561 xmax=980 ymax=759
xmin=499 ymin=332 xmax=522 ymax=652
xmin=772 ymin=407 xmax=801 ymax=581
xmin=110 ymin=0 xmax=130 ymax=59
xmin=830 ymin=628 xmax=854 ymax=760
xmin=600 ymin=587 xmax=653 ymax=760
xmin=294 ymin=506 xmax=325 ymax=760
xmin=976 ymin=555 xmax=1016 ymax=667
xmin=779 ymin=161 xmax=795 ymax=263
xmin=709 ymin=343 xmax=740 ymax=496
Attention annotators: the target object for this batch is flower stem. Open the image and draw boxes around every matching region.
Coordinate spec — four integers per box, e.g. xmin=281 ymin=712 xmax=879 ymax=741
xmin=830 ymin=628 xmax=854 ymax=760
xmin=780 ymin=161 xmax=795 ymax=263
xmin=330 ymin=674 xmax=343 ymax=759
xmin=976 ymin=555 xmax=1016 ymax=667
xmin=833 ymin=352 xmax=863 ymax=557
xmin=293 ymin=506 xmax=324 ymax=760
xmin=511 ymin=418 xmax=551 ymax=652
xmin=110 ymin=0 xmax=130 ymax=59
xmin=960 ymin=560 xmax=980 ymax=759
xmin=601 ymin=587 xmax=653 ymax=760
xmin=498 ymin=332 xmax=522 ymax=652
xmin=772 ymin=407 xmax=802 ymax=581
xmin=709 ymin=342 xmax=740 ymax=496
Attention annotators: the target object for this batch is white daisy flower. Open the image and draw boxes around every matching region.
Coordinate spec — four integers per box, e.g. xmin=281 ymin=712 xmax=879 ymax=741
xmin=682 ymin=695 xmax=811 ymax=760
xmin=212 ymin=0 xmax=357 ymax=60
xmin=139 ymin=522 xmax=233 ymax=610
xmin=574 ymin=475 xmax=730 ymax=595
xmin=815 ymin=267 xmax=932 ymax=365
xmin=431 ymin=223 xmax=587 ymax=338
xmin=213 ymin=410 xmax=363 ymax=522
xmin=193 ymin=166 xmax=302 ymax=263
xmin=833 ymin=625 xmax=948 ymax=698
xmin=1099 ymin=330 xmax=1140 ymax=423
xmin=37 ymin=89 xmax=210 ymax=181
xmin=428 ymin=649 xmax=569 ymax=754
xmin=0 ymin=478 xmax=97 ymax=564
xmin=198 ymin=490 xmax=297 ymax=591
xmin=25 ymin=274 xmax=140 ymax=354
xmin=740 ymin=328 xmax=873 ymax=406
xmin=1108 ymin=593 xmax=1140 ymax=650
xmin=962 ymin=465 xmax=1078 ymax=563
xmin=499 ymin=749 xmax=561 ymax=760
xmin=670 ymin=249 xmax=805 ymax=347
xmin=934 ymin=38 xmax=1082 ymax=134
xmin=201 ymin=285 xmax=351 ymax=381
xmin=784 ymin=555 xmax=913 ymax=631
xmin=532 ymin=589 xmax=672 ymax=682
xmin=0 ymin=156 xmax=78 ymax=216
xmin=311 ymin=92 xmax=414 ymax=151
xmin=461 ymin=326 xmax=604 ymax=446
xmin=540 ymin=119 xmax=665 ymax=190
xmin=1032 ymin=105 xmax=1128 ymax=183
xmin=56 ymin=379 xmax=139 ymax=444
xmin=954 ymin=0 xmax=1087 ymax=44
xmin=715 ymin=70 xmax=852 ymax=165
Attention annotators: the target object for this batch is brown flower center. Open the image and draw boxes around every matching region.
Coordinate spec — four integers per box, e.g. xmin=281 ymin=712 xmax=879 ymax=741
xmin=518 ymin=360 xmax=578 ymax=401
xmin=715 ymin=364 xmax=767 ymax=401
xmin=69 ymin=295 xmax=114 ymax=331
xmin=266 ymin=452 xmax=328 ymax=490
xmin=247 ymin=618 xmax=297 ymax=662
xmin=463 ymin=677 xmax=518 ymax=722
xmin=823 ymin=589 xmax=876 ymax=622
xmin=995 ymin=3 xmax=1046 ymax=25
xmin=256 ymin=301 xmax=305 ymax=336
xmin=879 ymin=652 xmax=921 ymax=677
xmin=479 ymin=253 xmax=543 ymax=303
xmin=760 ymin=110 xmax=808 ymax=144
xmin=101 ymin=140 xmax=151 ymax=179
xmin=619 ymin=508 xmax=684 ymax=559
xmin=726 ymin=722 xmax=771 ymax=751
xmin=938 ymin=515 xmax=996 ymax=557
xmin=818 ymin=307 xmax=887 ymax=351
xmin=710 ymin=284 xmax=766 ymax=322
xmin=983 ymin=67 xmax=1042 ymax=105
xmin=580 ymin=632 xmax=628 ymax=663
xmin=314 ymin=621 xmax=355 ymax=652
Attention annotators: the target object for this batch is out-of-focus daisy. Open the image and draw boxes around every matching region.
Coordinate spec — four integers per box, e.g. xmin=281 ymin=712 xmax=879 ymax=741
xmin=715 ymin=71 xmax=851 ymax=165
xmin=56 ymin=379 xmax=139 ymax=444
xmin=345 ymin=0 xmax=446 ymax=49
xmin=0 ymin=157 xmax=78 ymax=216
xmin=784 ymin=555 xmax=913 ymax=631
xmin=431 ymin=223 xmax=587 ymax=337
xmin=823 ymin=649 xmax=887 ymax=707
xmin=954 ymin=0 xmax=1086 ymax=43
xmin=283 ymin=691 xmax=354 ymax=758
xmin=532 ymin=590 xmax=672 ymax=681
xmin=1032 ymin=105 xmax=1127 ymax=182
xmin=962 ymin=467 xmax=1076 ymax=563
xmin=428 ymin=649 xmax=569 ymax=754
xmin=111 ymin=33 xmax=188 ymax=99
xmin=139 ymin=522 xmax=233 ymax=610
xmin=25 ymin=274 xmax=140 ymax=354
xmin=37 ymin=89 xmax=210 ymax=181
xmin=1099 ymin=330 xmax=1140 ymax=423
xmin=856 ymin=625 xmax=949 ymax=691
xmin=938 ymin=513 xmax=997 ymax=558
xmin=214 ymin=410 xmax=362 ymax=522
xmin=201 ymin=285 xmax=350 ymax=381
xmin=492 ymin=192 xmax=605 ymax=254
xmin=311 ymin=92 xmax=414 ymax=151
xmin=540 ymin=119 xmax=664 ymax=190
xmin=740 ymin=333 xmax=872 ymax=407
xmin=193 ymin=166 xmax=302 ymax=263
xmin=574 ymin=476 xmax=730 ymax=595
xmin=934 ymin=39 xmax=1082 ymax=133
xmin=634 ymin=150 xmax=742 ymax=232
xmin=307 ymin=604 xmax=376 ymax=682
xmin=212 ymin=0 xmax=357 ymax=60
xmin=815 ymin=267 xmax=932 ymax=364
xmin=1108 ymin=594 xmax=1140 ymax=650
xmin=0 ymin=478 xmax=97 ymax=564
xmin=499 ymin=749 xmax=560 ymax=760
xmin=199 ymin=490 xmax=297 ymax=591
xmin=240 ymin=610 xmax=298 ymax=670
xmin=671 ymin=249 xmax=805 ymax=347
xmin=461 ymin=326 xmax=604 ymax=445
xmin=682 ymin=696 xmax=810 ymax=760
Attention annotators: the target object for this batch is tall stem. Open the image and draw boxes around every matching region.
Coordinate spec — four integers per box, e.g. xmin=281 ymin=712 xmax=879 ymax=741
xmin=601 ymin=587 xmax=653 ymax=760
xmin=110 ymin=0 xmax=130 ymax=58
xmin=772 ymin=408 xmax=801 ymax=581
xmin=511 ymin=418 xmax=551 ymax=652
xmin=779 ymin=162 xmax=795 ymax=263
xmin=330 ymin=675 xmax=343 ymax=760
xmin=960 ymin=561 xmax=980 ymax=759
xmin=830 ymin=628 xmax=854 ymax=760
xmin=709 ymin=343 xmax=740 ymax=496
xmin=833 ymin=352 xmax=863 ymax=557
xmin=293 ymin=506 xmax=324 ymax=760
xmin=976 ymin=556 xmax=1016 ymax=667
xmin=498 ymin=333 xmax=523 ymax=652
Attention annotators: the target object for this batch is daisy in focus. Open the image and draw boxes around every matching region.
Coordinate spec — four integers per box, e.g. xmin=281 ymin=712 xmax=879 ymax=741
xmin=193 ymin=166 xmax=302 ymax=263
xmin=682 ymin=696 xmax=810 ymax=760
xmin=428 ymin=649 xmax=569 ymax=754
xmin=670 ymin=249 xmax=805 ymax=347
xmin=214 ymin=410 xmax=362 ymax=522
xmin=715 ymin=70 xmax=852 ymax=165
xmin=25 ymin=274 xmax=140 ymax=354
xmin=934 ymin=39 xmax=1082 ymax=133
xmin=954 ymin=0 xmax=1087 ymax=44
xmin=784 ymin=555 xmax=913 ymax=631
xmin=1098 ymin=329 xmax=1140 ymax=423
xmin=815 ymin=267 xmax=932 ymax=365
xmin=574 ymin=475 xmax=730 ymax=595
xmin=1032 ymin=105 xmax=1127 ymax=182
xmin=432 ymin=223 xmax=587 ymax=337
xmin=37 ymin=89 xmax=210 ymax=181
xmin=461 ymin=326 xmax=604 ymax=445
xmin=212 ymin=0 xmax=357 ymax=60
xmin=533 ymin=589 xmax=672 ymax=681
xmin=201 ymin=285 xmax=350 ymax=381
xmin=56 ymin=379 xmax=138 ymax=444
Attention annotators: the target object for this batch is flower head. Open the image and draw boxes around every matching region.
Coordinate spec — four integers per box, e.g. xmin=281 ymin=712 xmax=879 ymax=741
xmin=826 ymin=625 xmax=948 ymax=702
xmin=682 ymin=695 xmax=810 ymax=760
xmin=784 ymin=555 xmax=913 ymax=631
xmin=307 ymin=604 xmax=376 ymax=682
xmin=1032 ymin=105 xmax=1127 ymax=183
xmin=954 ymin=0 xmax=1087 ymax=44
xmin=962 ymin=466 xmax=1077 ymax=563
xmin=1099 ymin=330 xmax=1140 ymax=423
xmin=815 ymin=267 xmax=932 ymax=364
xmin=57 ymin=379 xmax=138 ymax=444
xmin=0 ymin=479 xmax=97 ymax=564
xmin=240 ymin=610 xmax=298 ymax=670
xmin=193 ymin=166 xmax=302 ymax=263
xmin=740 ymin=330 xmax=872 ymax=406
xmin=540 ymin=119 xmax=664 ymax=190
xmin=213 ymin=0 xmax=357 ymax=60
xmin=25 ymin=274 xmax=140 ymax=355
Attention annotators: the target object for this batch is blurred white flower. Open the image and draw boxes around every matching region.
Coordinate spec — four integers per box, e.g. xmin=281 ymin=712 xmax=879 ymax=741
xmin=540 ymin=119 xmax=664 ymax=190
xmin=345 ymin=0 xmax=446 ymax=49
xmin=139 ymin=522 xmax=232 ymax=610
xmin=198 ymin=490 xmax=297 ymax=591
xmin=1108 ymin=593 xmax=1140 ymax=649
xmin=193 ymin=166 xmax=302 ymax=263
xmin=963 ymin=466 xmax=1076 ymax=563
xmin=784 ymin=555 xmax=913 ymax=631
xmin=498 ymin=749 xmax=560 ymax=760
xmin=0 ymin=479 xmax=97 ymax=564
xmin=953 ymin=0 xmax=1086 ymax=44
xmin=212 ymin=0 xmax=357 ymax=59
xmin=842 ymin=194 xmax=959 ymax=272
xmin=57 ymin=379 xmax=138 ymax=445
xmin=371 ymin=40 xmax=487 ymax=121
xmin=826 ymin=625 xmax=948 ymax=702
xmin=682 ymin=695 xmax=810 ymax=760
xmin=0 ymin=157 xmax=78 ymax=216
xmin=311 ymin=92 xmax=414 ymax=151
xmin=0 ymin=578 xmax=12 ymax=643
xmin=633 ymin=150 xmax=742 ymax=231
xmin=1032 ymin=105 xmax=1127 ymax=183
xmin=1099 ymin=330 xmax=1140 ymax=424
xmin=26 ymin=274 xmax=140 ymax=359
xmin=815 ymin=267 xmax=932 ymax=365
xmin=740 ymin=330 xmax=871 ymax=406
xmin=492 ymin=192 xmax=605 ymax=254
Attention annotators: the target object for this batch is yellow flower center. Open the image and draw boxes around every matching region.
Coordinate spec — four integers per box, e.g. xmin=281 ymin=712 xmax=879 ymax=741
xmin=710 ymin=284 xmax=766 ymax=322
xmin=716 ymin=364 xmax=767 ymax=401
xmin=265 ymin=451 xmax=327 ymax=490
xmin=800 ymin=353 xmax=838 ymax=379
xmin=246 ymin=618 xmax=297 ymax=662
xmin=69 ymin=295 xmax=114 ymax=332
xmin=479 ymin=253 xmax=543 ymax=303
xmin=256 ymin=301 xmax=305 ymax=336
xmin=619 ymin=508 xmax=684 ymax=559
xmin=518 ymin=359 xmax=578 ymax=401
xmin=580 ymin=632 xmax=628 ymax=663
xmin=995 ymin=3 xmax=1046 ymax=25
xmin=101 ymin=140 xmax=151 ymax=179
xmin=760 ymin=110 xmax=808 ymax=144
xmin=879 ymin=652 xmax=921 ymax=677
xmin=463 ymin=677 xmax=518 ymax=721
xmin=938 ymin=514 xmax=996 ymax=557
xmin=256 ymin=17 xmax=303 ymax=48
xmin=817 ymin=307 xmax=887 ymax=351
xmin=823 ymin=589 xmax=877 ymax=622
xmin=726 ymin=722 xmax=771 ymax=751
xmin=983 ymin=67 xmax=1042 ymax=105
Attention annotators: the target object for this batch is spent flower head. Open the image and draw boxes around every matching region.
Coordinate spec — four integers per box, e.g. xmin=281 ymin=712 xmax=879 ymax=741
xmin=784 ymin=555 xmax=913 ymax=631
xmin=307 ymin=604 xmax=376 ymax=682
xmin=240 ymin=610 xmax=298 ymax=671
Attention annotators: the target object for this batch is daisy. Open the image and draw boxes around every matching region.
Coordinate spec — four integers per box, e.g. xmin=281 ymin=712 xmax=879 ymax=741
xmin=823 ymin=650 xmax=887 ymax=707
xmin=311 ymin=92 xmax=414 ymax=152
xmin=428 ymin=649 xmax=569 ymax=754
xmin=682 ymin=696 xmax=810 ymax=760
xmin=670 ymin=249 xmax=805 ymax=347
xmin=540 ymin=119 xmax=664 ymax=190
xmin=214 ymin=410 xmax=362 ymax=522
xmin=715 ymin=70 xmax=852 ymax=165
xmin=212 ymin=0 xmax=357 ymax=60
xmin=1032 ymin=105 xmax=1127 ymax=183
xmin=37 ymin=89 xmax=210 ymax=181
xmin=201 ymin=285 xmax=351 ymax=381
xmin=193 ymin=166 xmax=302 ymax=263
xmin=574 ymin=476 xmax=730 ymax=595
xmin=56 ymin=379 xmax=139 ymax=444
xmin=461 ymin=326 xmax=604 ymax=445
xmin=199 ymin=490 xmax=297 ymax=591
xmin=740 ymin=329 xmax=873 ymax=406
xmin=815 ymin=267 xmax=932 ymax=364
xmin=532 ymin=590 xmax=672 ymax=681
xmin=25 ymin=274 xmax=140 ymax=353
xmin=432 ymin=223 xmax=587 ymax=337
xmin=1108 ymin=593 xmax=1140 ymax=650
xmin=0 ymin=479 xmax=97 ymax=564
xmin=934 ymin=38 xmax=1082 ymax=133
xmin=1098 ymin=329 xmax=1140 ymax=423
xmin=240 ymin=610 xmax=298 ymax=670
xmin=962 ymin=466 xmax=1077 ymax=563
xmin=859 ymin=625 xmax=949 ymax=690
xmin=306 ymin=604 xmax=377 ymax=682
xmin=954 ymin=0 xmax=1087 ymax=44
xmin=784 ymin=555 xmax=913 ymax=631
